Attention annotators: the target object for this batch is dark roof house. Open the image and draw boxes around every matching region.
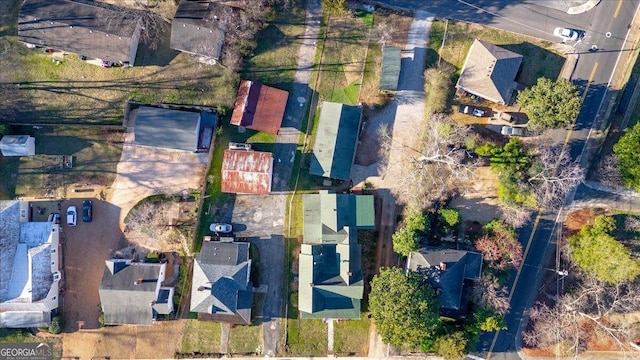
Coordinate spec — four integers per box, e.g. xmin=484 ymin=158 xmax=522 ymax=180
xmin=170 ymin=0 xmax=227 ymax=60
xmin=298 ymin=190 xmax=375 ymax=319
xmin=380 ymin=46 xmax=401 ymax=91
xmin=98 ymin=260 xmax=174 ymax=325
xmin=18 ymin=0 xmax=142 ymax=64
xmin=132 ymin=106 xmax=217 ymax=152
xmin=407 ymin=249 xmax=482 ymax=316
xmin=230 ymin=80 xmax=289 ymax=135
xmin=221 ymin=150 xmax=273 ymax=194
xmin=190 ymin=241 xmax=253 ymax=324
xmin=455 ymin=39 xmax=523 ymax=105
xmin=309 ymin=102 xmax=362 ymax=181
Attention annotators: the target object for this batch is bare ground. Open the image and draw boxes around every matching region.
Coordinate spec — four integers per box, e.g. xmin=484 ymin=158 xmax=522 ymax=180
xmin=449 ymin=166 xmax=502 ymax=224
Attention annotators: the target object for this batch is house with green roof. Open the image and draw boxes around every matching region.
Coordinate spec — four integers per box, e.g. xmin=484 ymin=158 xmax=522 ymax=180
xmin=380 ymin=46 xmax=401 ymax=91
xmin=299 ymin=190 xmax=375 ymax=319
xmin=309 ymin=102 xmax=362 ymax=181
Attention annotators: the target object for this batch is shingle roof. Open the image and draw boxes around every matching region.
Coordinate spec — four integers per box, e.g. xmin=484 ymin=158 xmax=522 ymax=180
xmin=221 ymin=150 xmax=273 ymax=194
xmin=170 ymin=0 xmax=226 ymax=59
xmin=230 ymin=80 xmax=289 ymax=134
xmin=456 ymin=39 xmax=523 ymax=105
xmin=303 ymin=190 xmax=375 ymax=245
xmin=380 ymin=46 xmax=401 ymax=91
xmin=133 ymin=106 xmax=202 ymax=152
xmin=190 ymin=241 xmax=253 ymax=325
xmin=408 ymin=249 xmax=483 ymax=310
xmin=98 ymin=260 xmax=168 ymax=325
xmin=309 ymin=102 xmax=362 ymax=180
xmin=18 ymin=0 xmax=140 ymax=63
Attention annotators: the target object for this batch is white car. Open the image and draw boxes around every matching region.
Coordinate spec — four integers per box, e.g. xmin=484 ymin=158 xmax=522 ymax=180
xmin=501 ymin=126 xmax=525 ymax=136
xmin=553 ymin=27 xmax=580 ymax=41
xmin=463 ymin=106 xmax=485 ymax=117
xmin=210 ymin=223 xmax=232 ymax=233
xmin=66 ymin=206 xmax=77 ymax=227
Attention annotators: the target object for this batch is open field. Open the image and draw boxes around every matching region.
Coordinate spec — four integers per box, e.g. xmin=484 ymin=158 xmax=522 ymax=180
xmin=285 ymin=318 xmax=327 ymax=356
xmin=180 ymin=319 xmax=222 ymax=354
xmin=333 ymin=316 xmax=371 ymax=356
xmin=228 ymin=324 xmax=263 ymax=354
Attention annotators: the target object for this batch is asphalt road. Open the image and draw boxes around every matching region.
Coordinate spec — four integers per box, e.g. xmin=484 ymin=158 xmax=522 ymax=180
xmin=371 ymin=1 xmax=640 ymax=359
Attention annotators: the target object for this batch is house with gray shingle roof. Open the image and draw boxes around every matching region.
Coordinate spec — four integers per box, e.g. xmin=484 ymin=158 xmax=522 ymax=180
xmin=170 ymin=0 xmax=227 ymax=61
xmin=190 ymin=241 xmax=253 ymax=324
xmin=407 ymin=249 xmax=482 ymax=317
xmin=299 ymin=191 xmax=374 ymax=319
xmin=455 ymin=39 xmax=523 ymax=105
xmin=98 ymin=260 xmax=174 ymax=325
xmin=309 ymin=102 xmax=362 ymax=181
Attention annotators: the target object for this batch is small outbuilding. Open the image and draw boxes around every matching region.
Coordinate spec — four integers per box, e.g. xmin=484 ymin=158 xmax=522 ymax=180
xmin=170 ymin=0 xmax=227 ymax=61
xmin=380 ymin=46 xmax=401 ymax=91
xmin=0 ymin=135 xmax=36 ymax=157
xmin=309 ymin=102 xmax=362 ymax=181
xmin=230 ymin=80 xmax=289 ymax=135
xmin=221 ymin=150 xmax=274 ymax=194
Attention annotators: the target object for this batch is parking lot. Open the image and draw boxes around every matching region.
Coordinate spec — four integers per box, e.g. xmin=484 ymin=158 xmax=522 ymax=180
xmin=57 ymin=198 xmax=125 ymax=331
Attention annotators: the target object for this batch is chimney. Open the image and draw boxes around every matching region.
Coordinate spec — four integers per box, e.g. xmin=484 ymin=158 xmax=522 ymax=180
xmin=347 ymin=271 xmax=353 ymax=277
xmin=439 ymin=262 xmax=447 ymax=271
xmin=310 ymin=283 xmax=314 ymax=288
xmin=134 ymin=277 xmax=143 ymax=285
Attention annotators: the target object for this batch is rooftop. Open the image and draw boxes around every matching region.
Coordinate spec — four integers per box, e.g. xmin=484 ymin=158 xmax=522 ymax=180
xmin=133 ymin=106 xmax=204 ymax=152
xmin=221 ymin=150 xmax=273 ymax=194
xmin=230 ymin=80 xmax=289 ymax=134
xmin=170 ymin=0 xmax=227 ymax=59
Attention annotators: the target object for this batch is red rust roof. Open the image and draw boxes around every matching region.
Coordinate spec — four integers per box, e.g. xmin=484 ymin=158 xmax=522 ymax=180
xmin=221 ymin=150 xmax=273 ymax=194
xmin=230 ymin=80 xmax=289 ymax=135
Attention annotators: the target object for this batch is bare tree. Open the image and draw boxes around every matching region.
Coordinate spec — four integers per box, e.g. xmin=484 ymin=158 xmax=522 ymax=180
xmin=105 ymin=4 xmax=168 ymax=51
xmin=470 ymin=274 xmax=510 ymax=315
xmin=528 ymin=146 xmax=585 ymax=209
xmin=598 ymin=154 xmax=623 ymax=187
xmin=374 ymin=21 xmax=395 ymax=46
xmin=499 ymin=203 xmax=533 ymax=229
xmin=125 ymin=200 xmax=193 ymax=254
xmin=378 ymin=113 xmax=478 ymax=208
xmin=524 ymin=277 xmax=640 ymax=356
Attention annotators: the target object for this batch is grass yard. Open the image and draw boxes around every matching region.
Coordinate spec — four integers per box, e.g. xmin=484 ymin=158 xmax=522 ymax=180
xmin=0 ymin=329 xmax=63 ymax=357
xmin=180 ymin=319 xmax=221 ymax=354
xmin=433 ymin=20 xmax=565 ymax=86
xmin=242 ymin=0 xmax=307 ymax=92
xmin=228 ymin=325 xmax=263 ymax=354
xmin=0 ymin=126 xmax=123 ymax=199
xmin=285 ymin=318 xmax=328 ymax=356
xmin=333 ymin=315 xmax=371 ymax=356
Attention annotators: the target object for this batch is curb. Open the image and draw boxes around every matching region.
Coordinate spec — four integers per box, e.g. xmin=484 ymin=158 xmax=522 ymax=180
xmin=567 ymin=0 xmax=601 ymax=15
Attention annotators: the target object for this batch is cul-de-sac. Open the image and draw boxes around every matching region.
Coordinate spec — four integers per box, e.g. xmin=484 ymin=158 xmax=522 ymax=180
xmin=3 ymin=0 xmax=640 ymax=359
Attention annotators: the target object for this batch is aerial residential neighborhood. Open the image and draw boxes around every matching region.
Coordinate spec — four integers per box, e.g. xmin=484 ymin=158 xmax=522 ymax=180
xmin=2 ymin=0 xmax=640 ymax=359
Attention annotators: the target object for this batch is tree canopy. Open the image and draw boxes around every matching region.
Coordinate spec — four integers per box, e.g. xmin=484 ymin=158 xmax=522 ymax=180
xmin=369 ymin=267 xmax=441 ymax=349
xmin=569 ymin=215 xmax=640 ymax=284
xmin=435 ymin=332 xmax=468 ymax=360
xmin=613 ymin=122 xmax=640 ymax=191
xmin=392 ymin=208 xmax=428 ymax=257
xmin=475 ymin=219 xmax=523 ymax=271
xmin=517 ymin=78 xmax=581 ymax=131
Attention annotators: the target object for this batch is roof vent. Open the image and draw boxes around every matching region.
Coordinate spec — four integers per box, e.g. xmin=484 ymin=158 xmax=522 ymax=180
xmin=310 ymin=283 xmax=314 ymax=288
xmin=347 ymin=271 xmax=353 ymax=277
xmin=134 ymin=277 xmax=143 ymax=285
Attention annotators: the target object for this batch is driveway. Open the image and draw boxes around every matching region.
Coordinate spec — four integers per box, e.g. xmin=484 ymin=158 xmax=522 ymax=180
xmin=60 ymin=197 xmax=124 ymax=332
xmin=108 ymin=129 xmax=209 ymax=228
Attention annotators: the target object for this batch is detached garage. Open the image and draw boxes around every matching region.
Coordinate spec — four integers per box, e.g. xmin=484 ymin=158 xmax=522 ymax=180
xmin=0 ymin=135 xmax=36 ymax=157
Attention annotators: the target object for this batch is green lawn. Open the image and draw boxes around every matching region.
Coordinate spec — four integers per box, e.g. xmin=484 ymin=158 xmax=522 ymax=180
xmin=333 ymin=315 xmax=371 ymax=356
xmin=285 ymin=318 xmax=328 ymax=356
xmin=228 ymin=325 xmax=263 ymax=354
xmin=180 ymin=319 xmax=221 ymax=354
xmin=434 ymin=20 xmax=564 ymax=86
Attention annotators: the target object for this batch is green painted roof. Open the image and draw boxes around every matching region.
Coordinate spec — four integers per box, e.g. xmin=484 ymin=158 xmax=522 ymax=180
xmin=380 ymin=46 xmax=401 ymax=91
xmin=309 ymin=102 xmax=362 ymax=180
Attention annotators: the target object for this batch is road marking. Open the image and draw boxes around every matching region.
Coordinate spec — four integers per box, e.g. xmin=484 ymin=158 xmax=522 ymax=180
xmin=582 ymin=62 xmax=599 ymax=102
xmin=614 ymin=0 xmax=623 ymax=18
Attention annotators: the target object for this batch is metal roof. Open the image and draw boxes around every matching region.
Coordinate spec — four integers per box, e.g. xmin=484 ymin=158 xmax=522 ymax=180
xmin=221 ymin=150 xmax=273 ymax=194
xmin=133 ymin=106 xmax=201 ymax=152
xmin=170 ymin=0 xmax=226 ymax=59
xmin=380 ymin=46 xmax=401 ymax=91
xmin=0 ymin=135 xmax=35 ymax=156
xmin=309 ymin=102 xmax=362 ymax=180
xmin=18 ymin=0 xmax=140 ymax=63
xmin=230 ymin=80 xmax=289 ymax=134
xmin=456 ymin=39 xmax=523 ymax=105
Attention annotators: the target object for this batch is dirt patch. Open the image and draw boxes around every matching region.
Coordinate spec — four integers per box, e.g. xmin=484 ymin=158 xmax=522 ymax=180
xmin=564 ymin=207 xmax=610 ymax=236
xmin=449 ymin=166 xmax=501 ymax=224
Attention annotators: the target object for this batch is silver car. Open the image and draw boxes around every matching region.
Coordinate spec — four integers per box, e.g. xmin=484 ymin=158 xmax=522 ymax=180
xmin=501 ymin=126 xmax=525 ymax=136
xmin=66 ymin=206 xmax=77 ymax=226
xmin=210 ymin=223 xmax=232 ymax=233
xmin=553 ymin=27 xmax=580 ymax=41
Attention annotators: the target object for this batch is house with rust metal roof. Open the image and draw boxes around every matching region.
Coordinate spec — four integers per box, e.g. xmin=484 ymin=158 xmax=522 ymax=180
xmin=0 ymin=201 xmax=62 ymax=328
xmin=230 ymin=80 xmax=289 ymax=135
xmin=455 ymin=39 xmax=523 ymax=105
xmin=170 ymin=0 xmax=227 ymax=61
xmin=18 ymin=0 xmax=142 ymax=65
xmin=309 ymin=102 xmax=362 ymax=181
xmin=298 ymin=190 xmax=375 ymax=319
xmin=221 ymin=150 xmax=273 ymax=194
xmin=190 ymin=241 xmax=252 ymax=325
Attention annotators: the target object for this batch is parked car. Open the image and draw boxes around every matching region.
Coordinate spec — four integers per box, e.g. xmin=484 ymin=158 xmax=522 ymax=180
xmin=462 ymin=105 xmax=486 ymax=117
xmin=48 ymin=212 xmax=61 ymax=224
xmin=82 ymin=200 xmax=92 ymax=222
xmin=210 ymin=223 xmax=232 ymax=233
xmin=553 ymin=27 xmax=580 ymax=41
xmin=501 ymin=126 xmax=525 ymax=136
xmin=100 ymin=60 xmax=112 ymax=68
xmin=66 ymin=206 xmax=77 ymax=227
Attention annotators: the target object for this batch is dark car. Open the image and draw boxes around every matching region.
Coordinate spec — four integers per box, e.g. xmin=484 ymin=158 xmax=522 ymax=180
xmin=82 ymin=200 xmax=92 ymax=222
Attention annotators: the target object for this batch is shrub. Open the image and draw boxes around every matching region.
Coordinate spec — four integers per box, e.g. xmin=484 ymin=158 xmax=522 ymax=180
xmin=49 ymin=315 xmax=64 ymax=334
